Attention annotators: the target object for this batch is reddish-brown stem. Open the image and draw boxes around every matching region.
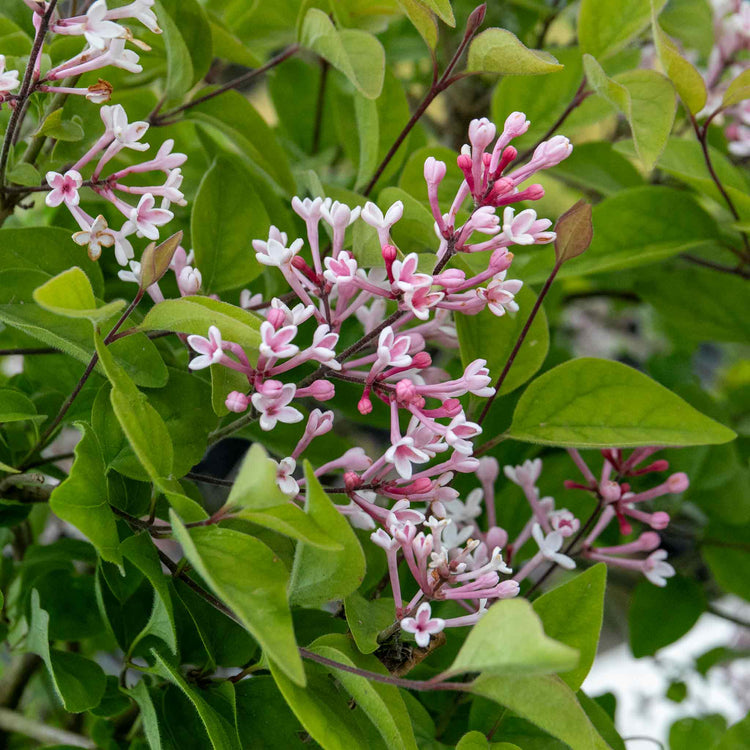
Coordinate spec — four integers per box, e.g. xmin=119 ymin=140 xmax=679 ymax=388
xmin=477 ymin=261 xmax=562 ymax=426
xmin=362 ymin=4 xmax=486 ymax=196
xmin=150 ymin=44 xmax=300 ymax=125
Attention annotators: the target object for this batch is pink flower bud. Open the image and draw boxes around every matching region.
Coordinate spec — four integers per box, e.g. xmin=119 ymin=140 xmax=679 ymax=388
xmin=486 ymin=177 xmax=513 ymax=203
xmin=382 ymin=244 xmax=398 ymax=263
xmin=358 ymin=395 xmax=373 ymax=415
xmin=650 ymin=512 xmax=670 ymax=530
xmin=639 ymin=531 xmax=662 ymax=550
xmin=503 ymin=112 xmax=530 ymax=140
xmin=305 ymin=379 xmax=335 ymax=401
xmin=344 ymin=471 xmax=362 ymax=491
xmin=225 ymin=391 xmax=249 ymax=413
xmin=407 ymin=477 xmax=433 ymax=494
xmin=493 ymin=145 xmax=517 ymax=177
xmin=411 ymin=352 xmax=432 ymax=369
xmin=533 ymin=135 xmax=573 ymax=167
xmin=292 ymin=255 xmax=317 ymax=284
xmin=490 ymin=249 xmax=514 ymax=273
xmin=485 ymin=525 xmax=508 ymax=550
xmin=600 ymin=481 xmax=622 ymax=503
xmin=457 ymin=153 xmax=474 ymax=188
xmin=265 ymin=307 xmax=286 ymax=330
xmin=495 ymin=580 xmax=520 ymax=599
xmin=434 ymin=268 xmax=466 ymax=289
xmin=667 ymin=473 xmax=689 ymax=493
xmin=468 ymin=118 xmax=497 ymax=155
xmin=424 ymin=156 xmax=447 ymax=185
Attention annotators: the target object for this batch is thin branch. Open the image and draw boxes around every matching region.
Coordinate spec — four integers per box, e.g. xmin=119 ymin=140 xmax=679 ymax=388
xmin=362 ymin=5 xmax=486 ymax=196
xmin=707 ymin=603 xmax=750 ymax=629
xmin=0 ymin=347 xmax=59 ymax=355
xmin=150 ymin=44 xmax=300 ymax=125
xmin=517 ymin=79 xmax=591 ymax=164
xmin=477 ymin=260 xmax=562 ymax=425
xmin=681 ymin=253 xmax=750 ymax=279
xmin=0 ymin=707 xmax=95 ymax=749
xmin=0 ymin=0 xmax=60 ymax=190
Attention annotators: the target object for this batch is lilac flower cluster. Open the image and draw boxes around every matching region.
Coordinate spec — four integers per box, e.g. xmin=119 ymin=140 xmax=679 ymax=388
xmin=705 ymin=0 xmax=750 ymax=156
xmin=2 ymin=1 xmax=178 ymax=265
xmin=181 ymin=115 xmax=687 ymax=644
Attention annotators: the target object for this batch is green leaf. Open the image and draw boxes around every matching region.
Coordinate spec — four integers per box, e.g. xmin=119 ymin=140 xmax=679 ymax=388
xmin=471 ymin=673 xmax=609 ymax=750
xmin=508 ymin=358 xmax=736 ymax=448
xmin=0 ymin=389 xmax=45 ymax=424
xmin=139 ymin=296 xmax=261 ymax=363
xmin=715 ymin=714 xmax=750 ymax=749
xmin=344 ymin=591 xmax=396 ymax=654
xmin=457 ymin=731 xmax=521 ymax=749
xmin=669 ymin=715 xmax=727 ymax=749
xmin=226 ymin=443 xmax=289 ymax=511
xmin=170 ymin=512 xmax=305 ymax=685
xmin=191 ymin=157 xmax=268 ymax=293
xmin=33 ymin=267 xmax=125 ymax=322
xmin=6 ymin=162 xmax=41 ymax=187
xmin=49 ymin=423 xmax=121 ymax=565
xmin=240 ymin=504 xmax=343 ymax=550
xmin=150 ymin=649 xmax=241 ymax=750
xmin=532 ymin=565 xmax=607 ymax=689
xmin=208 ymin=18 xmax=262 ymax=68
xmin=516 ymin=186 xmax=719 ymax=283
xmin=652 ymin=5 xmax=707 ymax=114
xmin=396 ymin=0 xmax=438 ymax=50
xmin=155 ymin=0 xmax=212 ymax=97
xmin=94 ymin=334 xmax=174 ymax=481
xmin=235 ymin=677 xmax=308 ymax=748
xmin=554 ymin=201 xmax=593 ymax=265
xmin=629 ymin=575 xmax=706 ymax=657
xmin=354 ymin=95 xmax=380 ymax=190
xmin=300 ymin=9 xmax=385 ymax=99
xmin=551 ymin=142 xmax=645 ymax=196
xmin=27 ymin=590 xmax=107 ymax=713
xmin=584 ymin=56 xmax=675 ymax=170
xmin=639 ymin=266 xmax=750 ymax=344
xmin=128 ymin=680 xmax=163 ymax=750
xmin=288 ymin=462 xmax=366 ymax=607
xmin=121 ymin=532 xmax=177 ymax=654
xmin=0 ymin=303 xmax=168 ymax=387
xmin=455 ymin=282 xmax=548 ymax=397
xmin=268 ymin=657 xmax=374 ymax=748
xmin=186 ymin=90 xmax=296 ymax=193
xmin=0 ymin=227 xmax=103 ymax=301
xmin=415 ymin=0 xmax=455 ymax=26
xmin=448 ymin=598 xmax=579 ymax=677
xmin=702 ymin=520 xmax=750 ymax=600
xmin=467 ymin=28 xmax=562 ymax=75
xmin=577 ymin=691 xmax=626 ymax=750
xmin=37 ymin=108 xmax=84 ymax=141
xmin=722 ymin=68 xmax=750 ymax=108
xmin=308 ymin=634 xmax=419 ymax=750
xmin=579 ymin=0 xmax=667 ymax=59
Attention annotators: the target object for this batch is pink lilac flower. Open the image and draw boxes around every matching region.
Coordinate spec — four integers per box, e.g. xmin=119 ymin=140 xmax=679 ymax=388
xmin=400 ymin=602 xmax=445 ymax=647
xmin=45 ymin=171 xmax=83 ymax=208
xmin=187 ymin=326 xmax=224 ymax=371
xmin=251 ymin=381 xmax=303 ymax=431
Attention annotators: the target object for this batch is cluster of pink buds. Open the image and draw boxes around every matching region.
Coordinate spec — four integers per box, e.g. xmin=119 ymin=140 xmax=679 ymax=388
xmin=179 ymin=114 xmax=582 ymax=641
xmin=31 ymin=0 xmax=161 ymax=104
xmin=703 ymin=0 xmax=750 ymax=155
xmin=44 ymin=105 xmax=186 ymax=265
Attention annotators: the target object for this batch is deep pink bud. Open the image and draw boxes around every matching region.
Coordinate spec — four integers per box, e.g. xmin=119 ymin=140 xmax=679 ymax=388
xmin=667 ymin=473 xmax=689 ymax=493
xmin=411 ymin=352 xmax=432 ymax=369
xmin=457 ymin=153 xmax=474 ymax=189
xmin=650 ymin=512 xmax=670 ymax=530
xmin=225 ymin=391 xmax=249 ymax=413
xmin=635 ymin=459 xmax=670 ymax=475
xmin=292 ymin=255 xmax=317 ymax=283
xmin=265 ymin=308 xmax=286 ymax=330
xmin=382 ymin=244 xmax=398 ymax=263
xmin=344 ymin=471 xmax=362 ymax=491
xmin=442 ymin=398 xmax=462 ymax=417
xmin=358 ymin=395 xmax=373 ymax=415
xmin=406 ymin=477 xmax=433 ymax=494
xmin=486 ymin=177 xmax=513 ymax=203
xmin=492 ymin=146 xmax=517 ymax=177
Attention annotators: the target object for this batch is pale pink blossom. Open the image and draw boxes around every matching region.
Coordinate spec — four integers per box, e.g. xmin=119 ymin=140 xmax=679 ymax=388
xmin=251 ymin=381 xmax=303 ymax=431
xmin=45 ymin=170 xmax=83 ymax=208
xmin=187 ymin=326 xmax=224 ymax=370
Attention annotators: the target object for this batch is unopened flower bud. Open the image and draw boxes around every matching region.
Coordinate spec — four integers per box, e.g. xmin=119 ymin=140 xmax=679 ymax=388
xmin=358 ymin=395 xmax=373 ymax=415
xmin=407 ymin=477 xmax=433 ymax=494
xmin=225 ymin=391 xmax=249 ymax=413
xmin=650 ymin=512 xmax=670 ymax=530
xmin=344 ymin=471 xmax=362 ymax=491
xmin=667 ymin=473 xmax=689 ymax=493
xmin=600 ymin=481 xmax=622 ymax=503
xmin=306 ymin=379 xmax=335 ymax=401
xmin=485 ymin=525 xmax=508 ymax=550
xmin=411 ymin=352 xmax=432 ymax=369
xmin=424 ymin=156 xmax=447 ymax=185
xmin=639 ymin=531 xmax=662 ymax=550
xmin=265 ymin=307 xmax=286 ymax=330
xmin=178 ymin=266 xmax=201 ymax=295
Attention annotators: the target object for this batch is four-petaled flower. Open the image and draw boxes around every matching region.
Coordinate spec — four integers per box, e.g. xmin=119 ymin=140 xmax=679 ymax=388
xmin=0 ymin=55 xmax=20 ymax=95
xmin=384 ymin=437 xmax=430 ymax=480
xmin=45 ymin=170 xmax=83 ymax=208
xmin=122 ymin=193 xmax=174 ymax=239
xmin=72 ymin=215 xmax=115 ymax=260
xmin=532 ymin=523 xmax=576 ymax=570
xmin=477 ymin=272 xmax=523 ymax=317
xmin=274 ymin=457 xmax=299 ymax=496
xmin=400 ymin=603 xmax=445 ymax=648
xmin=643 ymin=549 xmax=675 ymax=587
xmin=251 ymin=381 xmax=303 ymax=431
xmin=187 ymin=326 xmax=224 ymax=370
